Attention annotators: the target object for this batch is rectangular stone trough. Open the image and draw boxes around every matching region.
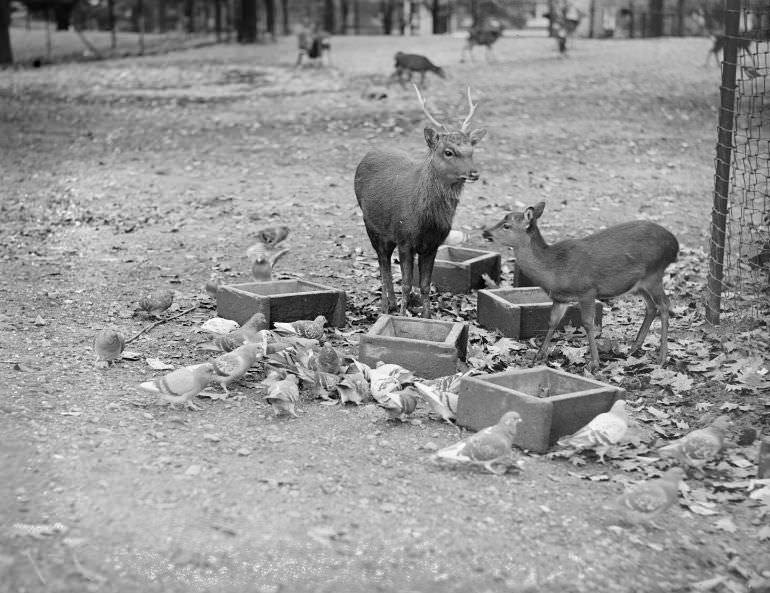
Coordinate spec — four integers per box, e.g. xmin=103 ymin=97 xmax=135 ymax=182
xmin=432 ymin=246 xmax=501 ymax=293
xmin=457 ymin=366 xmax=625 ymax=453
xmin=358 ymin=315 xmax=468 ymax=379
xmin=477 ymin=287 xmax=603 ymax=339
xmin=216 ymin=280 xmax=346 ymax=327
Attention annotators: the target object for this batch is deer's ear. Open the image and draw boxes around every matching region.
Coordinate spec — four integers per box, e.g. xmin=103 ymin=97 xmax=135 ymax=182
xmin=532 ymin=202 xmax=546 ymax=218
xmin=469 ymin=128 xmax=487 ymax=145
xmin=424 ymin=127 xmax=440 ymax=149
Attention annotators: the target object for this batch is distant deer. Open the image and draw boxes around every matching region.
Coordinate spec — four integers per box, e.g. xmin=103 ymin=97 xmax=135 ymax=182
xmin=461 ymin=25 xmax=504 ymax=62
xmin=391 ymin=52 xmax=446 ymax=88
xmin=705 ymin=34 xmax=757 ymax=74
xmin=296 ymin=22 xmax=331 ymax=67
xmin=483 ymin=203 xmax=679 ymax=369
xmin=354 ymin=86 xmax=486 ymax=318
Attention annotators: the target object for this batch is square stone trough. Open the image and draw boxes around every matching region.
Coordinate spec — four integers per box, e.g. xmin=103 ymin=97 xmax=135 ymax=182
xmin=457 ymin=366 xmax=625 ymax=453
xmin=358 ymin=315 xmax=468 ymax=379
xmin=477 ymin=287 xmax=603 ymax=339
xmin=432 ymin=246 xmax=501 ymax=293
xmin=216 ymin=280 xmax=346 ymax=327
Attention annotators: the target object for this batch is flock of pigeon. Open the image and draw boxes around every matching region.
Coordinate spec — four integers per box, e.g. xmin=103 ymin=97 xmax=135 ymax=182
xmin=91 ymin=225 xmax=737 ymax=527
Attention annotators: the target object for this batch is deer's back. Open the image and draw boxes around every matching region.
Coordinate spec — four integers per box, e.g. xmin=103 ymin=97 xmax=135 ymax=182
xmin=395 ymin=53 xmax=435 ymax=71
xmin=522 ymin=221 xmax=679 ymax=300
xmin=355 ymin=149 xmax=421 ymax=220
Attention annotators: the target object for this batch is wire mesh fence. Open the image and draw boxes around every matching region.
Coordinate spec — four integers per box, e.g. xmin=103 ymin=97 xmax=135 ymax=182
xmin=707 ymin=0 xmax=770 ymax=327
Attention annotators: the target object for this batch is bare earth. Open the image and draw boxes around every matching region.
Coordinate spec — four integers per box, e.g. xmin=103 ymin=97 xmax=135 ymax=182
xmin=1 ymin=34 xmax=768 ymax=593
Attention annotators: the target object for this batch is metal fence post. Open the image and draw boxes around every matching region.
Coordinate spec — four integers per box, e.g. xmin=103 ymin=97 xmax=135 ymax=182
xmin=706 ymin=0 xmax=741 ymax=325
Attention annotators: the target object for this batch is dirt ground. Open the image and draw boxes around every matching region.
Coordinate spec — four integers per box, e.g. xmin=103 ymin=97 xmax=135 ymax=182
xmin=1 ymin=34 xmax=768 ymax=593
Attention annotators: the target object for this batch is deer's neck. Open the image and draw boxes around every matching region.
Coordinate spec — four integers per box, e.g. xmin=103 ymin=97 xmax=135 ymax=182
xmin=515 ymin=225 xmax=555 ymax=284
xmin=414 ymin=158 xmax=463 ymax=231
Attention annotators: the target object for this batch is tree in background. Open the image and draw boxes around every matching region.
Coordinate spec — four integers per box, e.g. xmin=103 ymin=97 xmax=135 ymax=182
xmin=0 ymin=0 xmax=11 ymax=64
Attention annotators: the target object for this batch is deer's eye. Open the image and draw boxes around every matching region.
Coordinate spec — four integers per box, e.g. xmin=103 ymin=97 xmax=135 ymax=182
xmin=443 ymin=149 xmax=454 ymax=158
xmin=502 ymin=223 xmax=511 ymax=230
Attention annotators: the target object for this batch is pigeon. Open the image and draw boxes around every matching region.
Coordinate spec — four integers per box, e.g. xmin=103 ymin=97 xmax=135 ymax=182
xmin=254 ymin=224 xmax=290 ymax=246
xmin=248 ymin=242 xmax=290 ymax=282
xmin=556 ymin=399 xmax=629 ymax=462
xmin=337 ymin=372 xmax=370 ymax=405
xmin=657 ymin=415 xmax=732 ymax=470
xmin=611 ymin=467 xmax=685 ymax=525
xmin=212 ymin=313 xmax=268 ymax=352
xmin=137 ymin=289 xmax=175 ymax=317
xmin=264 ymin=373 xmax=300 ymax=418
xmin=378 ymin=388 xmax=419 ymax=421
xmin=93 ymin=329 xmax=125 ymax=367
xmin=315 ymin=343 xmax=341 ymax=375
xmin=139 ymin=363 xmax=220 ymax=411
xmin=413 ymin=380 xmax=458 ymax=423
xmin=433 ymin=411 xmax=523 ymax=475
xmin=273 ymin=315 xmax=326 ymax=341
xmin=212 ymin=343 xmax=263 ymax=395
xmin=205 ymin=274 xmax=223 ymax=299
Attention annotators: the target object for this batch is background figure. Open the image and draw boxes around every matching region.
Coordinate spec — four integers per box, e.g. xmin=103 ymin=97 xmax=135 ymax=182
xmin=296 ymin=19 xmax=331 ymax=67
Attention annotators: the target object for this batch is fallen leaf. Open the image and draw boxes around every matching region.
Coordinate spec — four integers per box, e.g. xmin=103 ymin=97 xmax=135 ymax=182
xmin=146 ymin=358 xmax=175 ymax=370
xmin=714 ymin=516 xmax=738 ymax=533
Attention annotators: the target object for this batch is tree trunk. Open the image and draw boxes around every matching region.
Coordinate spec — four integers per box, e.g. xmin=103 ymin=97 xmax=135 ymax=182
xmin=54 ymin=2 xmax=74 ymax=30
xmin=340 ymin=0 xmax=348 ymax=34
xmin=281 ymin=0 xmax=289 ymax=34
xmin=215 ymin=0 xmax=222 ymax=40
xmin=430 ymin=0 xmax=440 ymax=34
xmin=648 ymin=0 xmax=663 ymax=37
xmin=264 ymin=0 xmax=275 ymax=38
xmin=323 ymin=0 xmax=335 ymax=33
xmin=353 ymin=0 xmax=359 ymax=33
xmin=239 ymin=0 xmax=258 ymax=42
xmin=157 ymin=0 xmax=166 ymax=32
xmin=0 ymin=0 xmax=12 ymax=65
xmin=381 ymin=0 xmax=394 ymax=34
xmin=185 ymin=0 xmax=194 ymax=32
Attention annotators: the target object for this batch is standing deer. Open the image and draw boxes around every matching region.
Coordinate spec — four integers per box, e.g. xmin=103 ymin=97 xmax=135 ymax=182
xmin=354 ymin=86 xmax=486 ymax=318
xmin=483 ymin=202 xmax=679 ymax=369
xmin=461 ymin=25 xmax=504 ymax=62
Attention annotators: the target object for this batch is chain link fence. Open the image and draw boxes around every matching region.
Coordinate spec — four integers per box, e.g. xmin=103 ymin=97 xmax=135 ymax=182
xmin=706 ymin=0 xmax=770 ymax=326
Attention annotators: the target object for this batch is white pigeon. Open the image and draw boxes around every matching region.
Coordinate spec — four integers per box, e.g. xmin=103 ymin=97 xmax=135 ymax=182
xmin=556 ymin=399 xmax=629 ymax=462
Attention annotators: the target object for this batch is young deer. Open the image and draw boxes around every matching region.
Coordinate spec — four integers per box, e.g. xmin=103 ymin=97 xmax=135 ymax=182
xmin=355 ymin=86 xmax=486 ymax=318
xmin=483 ymin=202 xmax=679 ymax=369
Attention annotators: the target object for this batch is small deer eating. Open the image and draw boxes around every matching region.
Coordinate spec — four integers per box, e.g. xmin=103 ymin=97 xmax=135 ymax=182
xmin=483 ymin=202 xmax=679 ymax=369
xmin=354 ymin=86 xmax=486 ymax=318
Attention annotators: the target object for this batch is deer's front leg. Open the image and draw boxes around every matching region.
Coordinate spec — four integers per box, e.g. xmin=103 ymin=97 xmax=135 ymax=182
xmin=417 ymin=251 xmax=437 ymax=318
xmin=398 ymin=246 xmax=415 ymax=316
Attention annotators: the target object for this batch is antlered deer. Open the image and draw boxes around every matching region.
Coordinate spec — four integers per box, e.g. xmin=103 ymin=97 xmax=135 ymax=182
xmin=483 ymin=202 xmax=679 ymax=369
xmin=355 ymin=86 xmax=486 ymax=318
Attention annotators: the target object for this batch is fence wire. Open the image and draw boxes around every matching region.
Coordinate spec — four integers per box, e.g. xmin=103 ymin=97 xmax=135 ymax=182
xmin=707 ymin=0 xmax=770 ymax=326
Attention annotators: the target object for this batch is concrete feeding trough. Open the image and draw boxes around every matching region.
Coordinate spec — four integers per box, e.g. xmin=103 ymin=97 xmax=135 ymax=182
xmin=358 ymin=315 xmax=468 ymax=379
xmin=477 ymin=287 xmax=603 ymax=339
xmin=457 ymin=366 xmax=624 ymax=453
xmin=432 ymin=246 xmax=501 ymax=293
xmin=216 ymin=280 xmax=346 ymax=327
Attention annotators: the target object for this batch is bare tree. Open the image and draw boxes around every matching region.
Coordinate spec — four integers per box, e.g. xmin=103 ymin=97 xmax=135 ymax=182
xmin=0 ymin=0 xmax=11 ymax=65
xmin=264 ymin=0 xmax=275 ymax=38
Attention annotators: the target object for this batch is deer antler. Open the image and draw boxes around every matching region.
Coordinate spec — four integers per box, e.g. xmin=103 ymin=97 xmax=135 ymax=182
xmin=412 ymin=83 xmax=447 ymax=131
xmin=460 ymin=87 xmax=478 ymax=133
